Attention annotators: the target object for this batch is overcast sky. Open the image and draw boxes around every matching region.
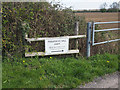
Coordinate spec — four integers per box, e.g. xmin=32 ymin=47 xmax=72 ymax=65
xmin=48 ymin=0 xmax=120 ymax=10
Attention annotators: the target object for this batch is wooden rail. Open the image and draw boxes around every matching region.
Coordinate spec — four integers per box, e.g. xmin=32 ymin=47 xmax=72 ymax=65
xmin=25 ymin=35 xmax=86 ymax=57
xmin=25 ymin=35 xmax=86 ymax=42
xmin=25 ymin=50 xmax=79 ymax=57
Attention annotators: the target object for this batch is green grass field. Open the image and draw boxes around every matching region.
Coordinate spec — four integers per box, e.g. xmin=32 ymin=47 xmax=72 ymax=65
xmin=2 ymin=53 xmax=119 ymax=88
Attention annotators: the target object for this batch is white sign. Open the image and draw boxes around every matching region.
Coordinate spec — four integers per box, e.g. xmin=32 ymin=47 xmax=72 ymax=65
xmin=45 ymin=38 xmax=69 ymax=55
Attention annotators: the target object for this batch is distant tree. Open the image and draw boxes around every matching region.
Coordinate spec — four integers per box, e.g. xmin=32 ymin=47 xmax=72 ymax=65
xmin=109 ymin=2 xmax=119 ymax=9
xmin=119 ymin=1 xmax=120 ymax=11
xmin=108 ymin=2 xmax=119 ymax=12
xmin=100 ymin=2 xmax=107 ymax=12
xmin=100 ymin=2 xmax=107 ymax=9
xmin=119 ymin=1 xmax=120 ymax=9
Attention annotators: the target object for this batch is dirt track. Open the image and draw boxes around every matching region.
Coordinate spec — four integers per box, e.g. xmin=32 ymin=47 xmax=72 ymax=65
xmin=78 ymin=72 xmax=119 ymax=88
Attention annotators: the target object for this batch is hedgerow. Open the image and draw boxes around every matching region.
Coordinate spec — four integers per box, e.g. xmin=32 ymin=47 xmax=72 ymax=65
xmin=2 ymin=2 xmax=86 ymax=58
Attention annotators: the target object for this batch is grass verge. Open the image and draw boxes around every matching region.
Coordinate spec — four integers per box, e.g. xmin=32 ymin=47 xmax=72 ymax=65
xmin=2 ymin=53 xmax=119 ymax=88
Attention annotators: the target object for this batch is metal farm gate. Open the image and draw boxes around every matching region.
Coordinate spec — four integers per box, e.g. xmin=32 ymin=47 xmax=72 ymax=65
xmin=86 ymin=21 xmax=120 ymax=58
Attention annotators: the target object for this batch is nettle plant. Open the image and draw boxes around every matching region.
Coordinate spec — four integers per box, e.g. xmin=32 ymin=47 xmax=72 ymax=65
xmin=2 ymin=2 xmax=86 ymax=58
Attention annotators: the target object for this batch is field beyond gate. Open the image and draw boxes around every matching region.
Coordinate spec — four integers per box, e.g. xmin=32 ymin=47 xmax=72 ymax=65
xmin=76 ymin=12 xmax=119 ymax=29
xmin=75 ymin=12 xmax=118 ymax=22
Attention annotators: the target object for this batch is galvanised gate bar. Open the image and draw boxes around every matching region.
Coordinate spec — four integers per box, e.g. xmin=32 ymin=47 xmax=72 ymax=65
xmin=92 ymin=21 xmax=120 ymax=46
xmin=86 ymin=21 xmax=120 ymax=58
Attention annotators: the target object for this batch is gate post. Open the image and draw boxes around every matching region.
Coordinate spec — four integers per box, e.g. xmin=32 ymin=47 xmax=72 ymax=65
xmin=86 ymin=22 xmax=92 ymax=58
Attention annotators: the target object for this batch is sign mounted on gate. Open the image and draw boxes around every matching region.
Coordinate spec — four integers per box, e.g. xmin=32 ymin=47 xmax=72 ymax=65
xmin=45 ymin=38 xmax=69 ymax=55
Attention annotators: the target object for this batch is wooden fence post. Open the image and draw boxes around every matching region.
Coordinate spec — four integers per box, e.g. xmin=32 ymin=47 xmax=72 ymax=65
xmin=24 ymin=33 xmax=29 ymax=55
xmin=75 ymin=21 xmax=79 ymax=58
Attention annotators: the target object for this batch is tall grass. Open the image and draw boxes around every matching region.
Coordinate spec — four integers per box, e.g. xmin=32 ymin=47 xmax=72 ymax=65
xmin=2 ymin=53 xmax=118 ymax=88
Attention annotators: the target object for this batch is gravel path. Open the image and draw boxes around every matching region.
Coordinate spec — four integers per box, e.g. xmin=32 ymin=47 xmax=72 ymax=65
xmin=77 ymin=72 xmax=119 ymax=88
